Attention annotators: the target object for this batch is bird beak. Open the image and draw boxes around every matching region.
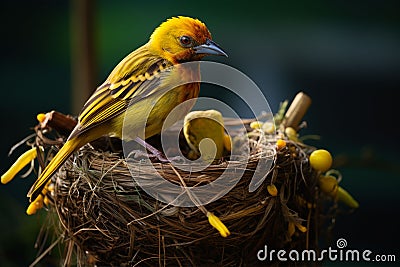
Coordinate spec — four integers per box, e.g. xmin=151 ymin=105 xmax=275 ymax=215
xmin=193 ymin=39 xmax=228 ymax=57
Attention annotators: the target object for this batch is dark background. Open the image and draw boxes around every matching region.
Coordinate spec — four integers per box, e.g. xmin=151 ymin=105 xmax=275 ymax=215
xmin=1 ymin=0 xmax=399 ymax=266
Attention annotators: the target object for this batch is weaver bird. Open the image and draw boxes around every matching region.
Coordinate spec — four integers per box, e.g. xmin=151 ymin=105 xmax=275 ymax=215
xmin=183 ymin=110 xmax=231 ymax=162
xmin=27 ymin=16 xmax=227 ymax=203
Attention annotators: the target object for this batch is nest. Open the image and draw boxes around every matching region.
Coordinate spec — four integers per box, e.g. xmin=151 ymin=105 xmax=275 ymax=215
xmin=30 ymin=110 xmax=336 ymax=267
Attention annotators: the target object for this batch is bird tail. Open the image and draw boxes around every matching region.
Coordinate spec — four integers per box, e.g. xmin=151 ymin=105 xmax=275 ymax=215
xmin=27 ymin=138 xmax=82 ymax=202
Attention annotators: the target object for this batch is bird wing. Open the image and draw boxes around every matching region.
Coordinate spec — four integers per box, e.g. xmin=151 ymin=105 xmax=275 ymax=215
xmin=69 ymin=46 xmax=172 ymax=139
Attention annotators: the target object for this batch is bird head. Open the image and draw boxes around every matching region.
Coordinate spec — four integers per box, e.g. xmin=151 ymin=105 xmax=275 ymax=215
xmin=148 ymin=16 xmax=227 ymax=63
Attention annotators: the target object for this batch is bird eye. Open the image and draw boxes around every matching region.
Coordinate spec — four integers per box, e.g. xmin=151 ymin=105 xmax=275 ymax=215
xmin=179 ymin=35 xmax=193 ymax=48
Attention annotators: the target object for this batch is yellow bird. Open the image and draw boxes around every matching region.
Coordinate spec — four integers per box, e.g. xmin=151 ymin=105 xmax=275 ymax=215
xmin=183 ymin=109 xmax=231 ymax=162
xmin=27 ymin=16 xmax=227 ymax=202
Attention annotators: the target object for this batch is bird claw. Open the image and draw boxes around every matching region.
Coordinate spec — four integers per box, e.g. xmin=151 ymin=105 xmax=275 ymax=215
xmin=133 ymin=137 xmax=181 ymax=163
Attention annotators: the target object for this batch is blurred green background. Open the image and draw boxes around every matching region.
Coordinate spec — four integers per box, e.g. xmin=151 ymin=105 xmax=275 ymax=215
xmin=1 ymin=0 xmax=399 ymax=266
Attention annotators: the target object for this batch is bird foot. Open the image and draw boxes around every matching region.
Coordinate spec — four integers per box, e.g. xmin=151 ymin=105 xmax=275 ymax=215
xmin=134 ymin=137 xmax=179 ymax=163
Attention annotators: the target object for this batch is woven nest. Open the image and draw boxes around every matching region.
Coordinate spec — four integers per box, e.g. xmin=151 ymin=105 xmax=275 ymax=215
xmin=33 ymin=114 xmax=334 ymax=267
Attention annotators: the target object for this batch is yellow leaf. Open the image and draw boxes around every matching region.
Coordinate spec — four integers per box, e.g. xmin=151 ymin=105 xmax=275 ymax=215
xmin=250 ymin=121 xmax=263 ymax=129
xmin=26 ymin=195 xmax=44 ymax=215
xmin=1 ymin=147 xmax=39 ymax=184
xmin=288 ymin=222 xmax=295 ymax=238
xmin=207 ymin=212 xmax=230 ymax=237
xmin=285 ymin=127 xmax=299 ymax=142
xmin=337 ymin=186 xmax=359 ymax=208
xmin=276 ymin=139 xmax=286 ymax=150
xmin=296 ymin=223 xmax=307 ymax=233
xmin=262 ymin=121 xmax=275 ymax=134
xmin=267 ymin=184 xmax=278 ymax=196
xmin=36 ymin=113 xmax=46 ymax=123
xmin=318 ymin=175 xmax=338 ymax=197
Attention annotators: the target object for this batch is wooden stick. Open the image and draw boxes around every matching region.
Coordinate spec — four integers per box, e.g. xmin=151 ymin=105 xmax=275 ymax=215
xmin=282 ymin=92 xmax=312 ymax=130
xmin=40 ymin=111 xmax=77 ymax=136
xmin=70 ymin=0 xmax=96 ymax=115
